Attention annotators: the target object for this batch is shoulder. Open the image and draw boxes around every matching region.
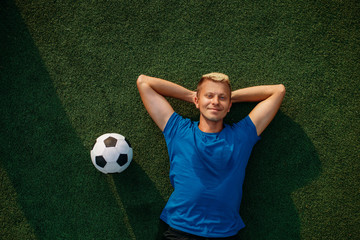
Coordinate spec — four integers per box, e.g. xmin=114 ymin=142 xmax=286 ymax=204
xmin=163 ymin=112 xmax=194 ymax=138
xmin=228 ymin=116 xmax=261 ymax=144
xmin=232 ymin=115 xmax=256 ymax=129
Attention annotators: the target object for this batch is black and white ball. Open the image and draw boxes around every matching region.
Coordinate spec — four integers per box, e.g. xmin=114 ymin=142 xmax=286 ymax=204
xmin=91 ymin=133 xmax=133 ymax=174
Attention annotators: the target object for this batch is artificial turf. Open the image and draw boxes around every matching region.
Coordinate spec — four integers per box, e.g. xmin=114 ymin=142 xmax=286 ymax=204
xmin=1 ymin=0 xmax=359 ymax=239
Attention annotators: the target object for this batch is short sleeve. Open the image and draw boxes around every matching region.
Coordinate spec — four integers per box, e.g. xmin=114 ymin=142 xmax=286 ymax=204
xmin=232 ymin=115 xmax=261 ymax=146
xmin=163 ymin=112 xmax=192 ymax=140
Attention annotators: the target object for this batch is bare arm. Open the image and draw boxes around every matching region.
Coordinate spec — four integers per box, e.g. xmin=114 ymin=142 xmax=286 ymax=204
xmin=231 ymin=84 xmax=286 ymax=136
xmin=137 ymin=75 xmax=196 ymax=131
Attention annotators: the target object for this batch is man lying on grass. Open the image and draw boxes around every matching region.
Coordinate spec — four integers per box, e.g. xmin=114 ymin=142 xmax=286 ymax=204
xmin=137 ymin=73 xmax=285 ymax=239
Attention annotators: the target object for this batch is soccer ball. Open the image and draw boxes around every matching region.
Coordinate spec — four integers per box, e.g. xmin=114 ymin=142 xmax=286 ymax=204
xmin=90 ymin=133 xmax=133 ymax=174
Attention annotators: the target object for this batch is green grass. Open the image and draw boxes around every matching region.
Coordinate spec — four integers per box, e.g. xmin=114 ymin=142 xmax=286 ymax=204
xmin=1 ymin=0 xmax=359 ymax=239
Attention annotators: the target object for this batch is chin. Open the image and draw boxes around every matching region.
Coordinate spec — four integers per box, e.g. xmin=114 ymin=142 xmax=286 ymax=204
xmin=203 ymin=114 xmax=225 ymax=122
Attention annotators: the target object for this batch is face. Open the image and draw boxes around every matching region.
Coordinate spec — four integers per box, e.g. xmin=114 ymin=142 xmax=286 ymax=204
xmin=195 ymin=80 xmax=232 ymax=123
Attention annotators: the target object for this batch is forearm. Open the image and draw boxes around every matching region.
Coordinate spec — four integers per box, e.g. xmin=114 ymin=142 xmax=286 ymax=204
xmin=137 ymin=75 xmax=195 ymax=103
xmin=231 ymin=84 xmax=285 ymax=103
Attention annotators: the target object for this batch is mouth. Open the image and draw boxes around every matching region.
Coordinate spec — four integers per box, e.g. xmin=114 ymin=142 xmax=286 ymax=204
xmin=208 ymin=108 xmax=221 ymax=112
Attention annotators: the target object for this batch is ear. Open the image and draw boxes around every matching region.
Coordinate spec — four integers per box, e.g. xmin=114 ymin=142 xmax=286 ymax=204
xmin=194 ymin=95 xmax=200 ymax=109
xmin=227 ymin=101 xmax=232 ymax=112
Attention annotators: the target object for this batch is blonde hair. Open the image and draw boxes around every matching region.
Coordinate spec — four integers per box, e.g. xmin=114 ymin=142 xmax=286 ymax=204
xmin=197 ymin=72 xmax=231 ymax=95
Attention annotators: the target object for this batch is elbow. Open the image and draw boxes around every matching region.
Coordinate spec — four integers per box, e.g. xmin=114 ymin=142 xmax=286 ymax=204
xmin=137 ymin=74 xmax=145 ymax=85
xmin=278 ymin=84 xmax=286 ymax=96
xmin=137 ymin=74 xmax=148 ymax=88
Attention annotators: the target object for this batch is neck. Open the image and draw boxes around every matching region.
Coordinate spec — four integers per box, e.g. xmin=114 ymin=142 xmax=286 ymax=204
xmin=198 ymin=114 xmax=224 ymax=133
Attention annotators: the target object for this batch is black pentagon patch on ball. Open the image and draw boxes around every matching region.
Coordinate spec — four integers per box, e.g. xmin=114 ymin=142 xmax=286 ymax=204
xmin=104 ymin=136 xmax=117 ymax=147
xmin=95 ymin=156 xmax=107 ymax=168
xmin=117 ymin=154 xmax=128 ymax=166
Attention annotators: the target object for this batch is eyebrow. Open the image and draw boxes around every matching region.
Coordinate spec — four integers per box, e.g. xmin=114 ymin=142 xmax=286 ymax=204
xmin=204 ymin=92 xmax=227 ymax=97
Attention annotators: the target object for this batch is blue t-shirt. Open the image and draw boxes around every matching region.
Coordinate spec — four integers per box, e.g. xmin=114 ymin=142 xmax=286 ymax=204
xmin=160 ymin=112 xmax=260 ymax=237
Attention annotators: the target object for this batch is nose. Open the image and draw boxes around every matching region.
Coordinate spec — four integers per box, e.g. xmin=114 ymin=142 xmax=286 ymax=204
xmin=212 ymin=96 xmax=219 ymax=105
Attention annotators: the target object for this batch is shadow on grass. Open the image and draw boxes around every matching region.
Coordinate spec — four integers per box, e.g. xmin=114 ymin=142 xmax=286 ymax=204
xmin=111 ymin=162 xmax=166 ymax=239
xmin=0 ymin=1 xmax=165 ymax=239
